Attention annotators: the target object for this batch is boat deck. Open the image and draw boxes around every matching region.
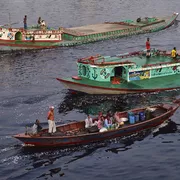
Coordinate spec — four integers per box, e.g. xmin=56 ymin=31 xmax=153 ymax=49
xmin=64 ymin=16 xmax=168 ymax=36
xmin=68 ymin=23 xmax=135 ymax=35
xmin=102 ymin=54 xmax=174 ymax=66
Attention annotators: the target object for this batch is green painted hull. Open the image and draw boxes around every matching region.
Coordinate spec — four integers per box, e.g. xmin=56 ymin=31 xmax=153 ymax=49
xmin=57 ymin=47 xmax=180 ymax=94
xmin=0 ymin=13 xmax=178 ymax=51
xmin=57 ymin=74 xmax=180 ymax=94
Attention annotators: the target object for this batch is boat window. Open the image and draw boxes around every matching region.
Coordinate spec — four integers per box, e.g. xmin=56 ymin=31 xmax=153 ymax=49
xmin=82 ymin=65 xmax=86 ymax=76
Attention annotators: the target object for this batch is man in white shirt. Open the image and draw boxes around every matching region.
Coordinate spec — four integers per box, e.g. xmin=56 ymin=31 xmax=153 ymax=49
xmin=85 ymin=115 xmax=98 ymax=133
xmin=85 ymin=114 xmax=93 ymax=128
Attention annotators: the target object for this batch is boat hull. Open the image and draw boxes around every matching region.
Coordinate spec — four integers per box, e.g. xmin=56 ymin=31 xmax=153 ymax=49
xmin=56 ymin=75 xmax=180 ymax=95
xmin=13 ymin=105 xmax=178 ymax=147
xmin=0 ymin=13 xmax=178 ymax=51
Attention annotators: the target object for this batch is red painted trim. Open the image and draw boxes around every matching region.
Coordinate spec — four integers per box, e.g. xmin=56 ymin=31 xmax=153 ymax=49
xmin=56 ymin=78 xmax=180 ymax=93
xmin=0 ymin=43 xmax=56 ymax=49
xmin=21 ymin=118 xmax=170 ymax=147
xmin=0 ymin=39 xmax=61 ymax=43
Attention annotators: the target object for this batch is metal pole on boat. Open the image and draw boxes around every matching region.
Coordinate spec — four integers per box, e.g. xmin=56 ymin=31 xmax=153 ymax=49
xmin=9 ymin=12 xmax=11 ymax=28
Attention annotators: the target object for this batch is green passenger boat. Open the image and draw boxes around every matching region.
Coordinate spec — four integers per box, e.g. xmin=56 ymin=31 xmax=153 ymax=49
xmin=0 ymin=13 xmax=178 ymax=51
xmin=56 ymin=49 xmax=180 ymax=94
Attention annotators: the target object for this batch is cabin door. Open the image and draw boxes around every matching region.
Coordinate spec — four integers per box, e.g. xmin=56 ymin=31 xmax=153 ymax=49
xmin=15 ymin=32 xmax=22 ymax=40
xmin=114 ymin=66 xmax=123 ymax=77
xmin=111 ymin=66 xmax=124 ymax=84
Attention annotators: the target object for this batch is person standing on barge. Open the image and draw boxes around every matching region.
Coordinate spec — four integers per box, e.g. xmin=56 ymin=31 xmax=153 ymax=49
xmin=23 ymin=15 xmax=27 ymax=29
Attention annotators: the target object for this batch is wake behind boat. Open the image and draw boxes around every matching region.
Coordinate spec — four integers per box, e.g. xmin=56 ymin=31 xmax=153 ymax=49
xmin=0 ymin=12 xmax=178 ymax=51
xmin=13 ymin=103 xmax=179 ymax=147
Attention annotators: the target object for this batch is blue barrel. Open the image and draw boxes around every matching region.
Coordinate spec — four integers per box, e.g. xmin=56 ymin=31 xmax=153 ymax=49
xmin=129 ymin=115 xmax=135 ymax=124
xmin=139 ymin=112 xmax=145 ymax=121
xmin=135 ymin=114 xmax=139 ymax=122
xmin=128 ymin=111 xmax=134 ymax=118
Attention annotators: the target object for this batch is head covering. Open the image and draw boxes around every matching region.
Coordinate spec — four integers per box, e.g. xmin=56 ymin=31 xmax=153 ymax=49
xmin=49 ymin=106 xmax=54 ymax=109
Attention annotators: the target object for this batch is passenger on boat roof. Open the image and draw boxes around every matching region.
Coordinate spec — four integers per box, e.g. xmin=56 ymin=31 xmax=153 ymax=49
xmin=40 ymin=20 xmax=46 ymax=29
xmin=146 ymin=38 xmax=151 ymax=57
xmin=38 ymin=17 xmax=42 ymax=25
xmin=171 ymin=47 xmax=178 ymax=59
xmin=32 ymin=119 xmax=42 ymax=135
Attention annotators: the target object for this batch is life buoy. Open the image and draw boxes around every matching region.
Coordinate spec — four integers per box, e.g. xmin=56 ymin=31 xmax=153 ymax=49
xmin=7 ymin=32 xmax=14 ymax=40
xmin=100 ymin=68 xmax=110 ymax=79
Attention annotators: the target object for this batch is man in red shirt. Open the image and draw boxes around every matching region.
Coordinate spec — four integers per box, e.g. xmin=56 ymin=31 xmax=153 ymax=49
xmin=146 ymin=38 xmax=151 ymax=57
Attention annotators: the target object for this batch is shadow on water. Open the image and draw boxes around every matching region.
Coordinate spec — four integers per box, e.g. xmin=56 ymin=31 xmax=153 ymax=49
xmin=152 ymin=119 xmax=180 ymax=137
xmin=58 ymin=90 xmax=180 ymax=115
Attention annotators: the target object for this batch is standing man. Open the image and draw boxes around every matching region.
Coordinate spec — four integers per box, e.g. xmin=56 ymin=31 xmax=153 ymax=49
xmin=146 ymin=38 xmax=151 ymax=57
xmin=171 ymin=47 xmax=177 ymax=59
xmin=23 ymin=15 xmax=27 ymax=29
xmin=47 ymin=106 xmax=56 ymax=135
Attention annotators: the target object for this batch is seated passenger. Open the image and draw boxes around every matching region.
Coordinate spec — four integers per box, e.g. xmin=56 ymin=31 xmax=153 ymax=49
xmin=97 ymin=116 xmax=104 ymax=130
xmin=85 ymin=114 xmax=93 ymax=129
xmin=104 ymin=116 xmax=112 ymax=129
xmin=40 ymin=20 xmax=46 ymax=30
xmin=85 ymin=115 xmax=98 ymax=133
xmin=32 ymin=119 xmax=42 ymax=135
xmin=106 ymin=110 xmax=113 ymax=118
xmin=114 ymin=112 xmax=124 ymax=127
xmin=98 ymin=111 xmax=103 ymax=119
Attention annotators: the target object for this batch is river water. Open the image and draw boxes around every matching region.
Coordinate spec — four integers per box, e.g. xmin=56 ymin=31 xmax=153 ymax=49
xmin=1 ymin=0 xmax=180 ymax=179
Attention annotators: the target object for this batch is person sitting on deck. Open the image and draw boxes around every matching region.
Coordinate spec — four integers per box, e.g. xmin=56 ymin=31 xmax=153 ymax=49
xmin=104 ymin=115 xmax=113 ymax=129
xmin=171 ymin=47 xmax=177 ymax=59
xmin=106 ymin=110 xmax=113 ymax=119
xmin=32 ymin=119 xmax=42 ymax=135
xmin=97 ymin=116 xmax=104 ymax=130
xmin=114 ymin=112 xmax=124 ymax=127
xmin=85 ymin=114 xmax=98 ymax=133
xmin=98 ymin=116 xmax=108 ymax=132
xmin=40 ymin=20 xmax=46 ymax=30
xmin=85 ymin=114 xmax=93 ymax=129
xmin=146 ymin=38 xmax=151 ymax=57
xmin=98 ymin=111 xmax=103 ymax=119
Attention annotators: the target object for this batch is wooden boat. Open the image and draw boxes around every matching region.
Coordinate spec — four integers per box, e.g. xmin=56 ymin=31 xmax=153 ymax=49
xmin=57 ymin=48 xmax=180 ymax=94
xmin=0 ymin=13 xmax=178 ymax=51
xmin=13 ymin=103 xmax=179 ymax=147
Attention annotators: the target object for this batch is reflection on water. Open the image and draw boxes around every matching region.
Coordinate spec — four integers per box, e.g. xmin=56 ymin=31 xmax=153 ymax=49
xmin=58 ymin=90 xmax=180 ymax=116
xmin=153 ymin=120 xmax=178 ymax=137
